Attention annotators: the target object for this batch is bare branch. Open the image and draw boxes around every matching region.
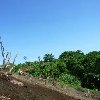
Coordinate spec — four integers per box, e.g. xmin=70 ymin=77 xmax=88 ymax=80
xmin=13 ymin=54 xmax=18 ymax=65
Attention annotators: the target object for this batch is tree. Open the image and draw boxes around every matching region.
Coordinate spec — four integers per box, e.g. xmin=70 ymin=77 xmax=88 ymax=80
xmin=82 ymin=51 xmax=100 ymax=90
xmin=82 ymin=51 xmax=100 ymax=73
xmin=43 ymin=53 xmax=55 ymax=62
xmin=59 ymin=50 xmax=85 ymax=77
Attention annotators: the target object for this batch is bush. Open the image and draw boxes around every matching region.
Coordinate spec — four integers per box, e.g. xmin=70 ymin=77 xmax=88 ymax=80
xmin=58 ymin=73 xmax=81 ymax=87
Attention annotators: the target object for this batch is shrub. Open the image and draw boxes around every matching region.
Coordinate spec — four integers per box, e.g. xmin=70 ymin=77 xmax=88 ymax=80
xmin=58 ymin=73 xmax=81 ymax=87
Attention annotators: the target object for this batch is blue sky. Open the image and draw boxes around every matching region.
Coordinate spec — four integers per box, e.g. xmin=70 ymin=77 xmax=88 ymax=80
xmin=0 ymin=0 xmax=100 ymax=64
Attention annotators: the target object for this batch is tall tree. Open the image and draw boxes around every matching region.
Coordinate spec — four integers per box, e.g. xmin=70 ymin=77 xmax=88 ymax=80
xmin=43 ymin=53 xmax=55 ymax=62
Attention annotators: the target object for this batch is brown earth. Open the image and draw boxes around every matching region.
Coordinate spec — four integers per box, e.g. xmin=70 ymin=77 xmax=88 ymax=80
xmin=0 ymin=72 xmax=100 ymax=100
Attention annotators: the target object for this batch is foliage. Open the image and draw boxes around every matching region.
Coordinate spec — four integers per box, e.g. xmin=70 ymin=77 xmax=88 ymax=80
xmin=81 ymin=51 xmax=100 ymax=90
xmin=82 ymin=51 xmax=100 ymax=74
xmin=59 ymin=50 xmax=85 ymax=77
xmin=29 ymin=61 xmax=66 ymax=79
xmin=43 ymin=53 xmax=55 ymax=62
xmin=12 ymin=50 xmax=100 ymax=91
xmin=58 ymin=73 xmax=81 ymax=87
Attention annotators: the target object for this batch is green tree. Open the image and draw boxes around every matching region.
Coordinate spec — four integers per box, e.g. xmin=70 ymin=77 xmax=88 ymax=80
xmin=83 ymin=51 xmax=100 ymax=73
xmin=59 ymin=50 xmax=85 ymax=77
xmin=43 ymin=53 xmax=55 ymax=62
xmin=82 ymin=51 xmax=100 ymax=90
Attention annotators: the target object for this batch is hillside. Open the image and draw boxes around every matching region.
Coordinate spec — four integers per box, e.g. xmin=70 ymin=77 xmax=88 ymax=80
xmin=0 ymin=72 xmax=100 ymax=100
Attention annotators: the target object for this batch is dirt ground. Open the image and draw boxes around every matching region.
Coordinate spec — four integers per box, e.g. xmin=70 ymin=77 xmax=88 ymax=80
xmin=0 ymin=72 xmax=100 ymax=100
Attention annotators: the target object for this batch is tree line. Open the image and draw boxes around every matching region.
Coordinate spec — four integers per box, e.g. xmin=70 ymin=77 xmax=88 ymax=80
xmin=13 ymin=50 xmax=100 ymax=91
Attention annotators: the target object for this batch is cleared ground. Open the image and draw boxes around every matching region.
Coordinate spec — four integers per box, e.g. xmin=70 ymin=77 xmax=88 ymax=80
xmin=0 ymin=72 xmax=100 ymax=100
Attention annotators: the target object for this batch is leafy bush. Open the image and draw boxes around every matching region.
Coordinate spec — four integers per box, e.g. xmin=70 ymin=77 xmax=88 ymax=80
xmin=58 ymin=73 xmax=81 ymax=87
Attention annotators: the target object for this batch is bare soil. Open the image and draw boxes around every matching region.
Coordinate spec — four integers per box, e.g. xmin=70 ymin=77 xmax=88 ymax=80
xmin=0 ymin=72 xmax=100 ymax=100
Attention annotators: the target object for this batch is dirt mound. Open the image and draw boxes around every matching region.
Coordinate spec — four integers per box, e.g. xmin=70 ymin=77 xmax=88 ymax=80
xmin=0 ymin=72 xmax=100 ymax=100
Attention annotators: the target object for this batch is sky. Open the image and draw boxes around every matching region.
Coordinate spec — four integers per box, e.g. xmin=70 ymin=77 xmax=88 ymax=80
xmin=0 ymin=0 xmax=100 ymax=64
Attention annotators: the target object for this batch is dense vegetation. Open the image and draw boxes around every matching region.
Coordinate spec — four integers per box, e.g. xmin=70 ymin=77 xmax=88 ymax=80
xmin=12 ymin=50 xmax=100 ymax=91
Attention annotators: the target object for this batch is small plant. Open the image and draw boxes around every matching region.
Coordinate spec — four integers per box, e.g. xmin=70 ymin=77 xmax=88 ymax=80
xmin=0 ymin=36 xmax=18 ymax=72
xmin=0 ymin=37 xmax=11 ymax=68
